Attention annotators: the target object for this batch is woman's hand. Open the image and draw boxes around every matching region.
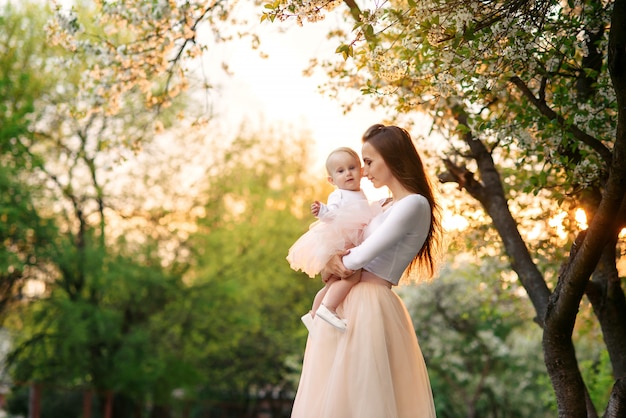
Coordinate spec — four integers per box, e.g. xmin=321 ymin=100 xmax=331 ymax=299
xmin=320 ymin=267 xmax=334 ymax=283
xmin=324 ymin=250 xmax=354 ymax=279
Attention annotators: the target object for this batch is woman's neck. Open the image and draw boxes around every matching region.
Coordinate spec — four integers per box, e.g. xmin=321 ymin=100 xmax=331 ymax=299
xmin=388 ymin=180 xmax=412 ymax=201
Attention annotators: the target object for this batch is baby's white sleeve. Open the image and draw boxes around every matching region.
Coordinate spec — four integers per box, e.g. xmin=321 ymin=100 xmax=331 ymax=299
xmin=318 ymin=189 xmax=342 ymax=219
xmin=343 ymin=195 xmax=430 ymax=270
xmin=317 ymin=203 xmax=329 ymax=218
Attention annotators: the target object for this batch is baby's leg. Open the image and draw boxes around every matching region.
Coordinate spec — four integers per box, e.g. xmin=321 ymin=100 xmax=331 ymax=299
xmin=311 ymin=277 xmax=339 ymax=316
xmin=322 ymin=270 xmax=362 ymax=312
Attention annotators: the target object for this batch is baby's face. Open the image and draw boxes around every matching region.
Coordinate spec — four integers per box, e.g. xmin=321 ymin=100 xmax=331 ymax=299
xmin=327 ymin=151 xmax=362 ymax=191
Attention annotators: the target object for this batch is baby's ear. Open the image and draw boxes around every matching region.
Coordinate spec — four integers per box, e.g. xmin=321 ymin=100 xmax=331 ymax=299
xmin=327 ymin=175 xmax=335 ymax=185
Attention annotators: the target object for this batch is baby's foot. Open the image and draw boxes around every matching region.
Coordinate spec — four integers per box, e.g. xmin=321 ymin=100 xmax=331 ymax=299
xmin=316 ymin=304 xmax=347 ymax=331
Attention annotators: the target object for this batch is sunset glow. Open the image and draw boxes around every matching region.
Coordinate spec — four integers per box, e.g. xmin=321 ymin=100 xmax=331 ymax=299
xmin=442 ymin=210 xmax=469 ymax=231
xmin=575 ymin=208 xmax=588 ymax=230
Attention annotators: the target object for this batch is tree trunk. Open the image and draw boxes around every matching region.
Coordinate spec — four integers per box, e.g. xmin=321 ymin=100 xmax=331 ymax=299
xmin=543 ymin=277 xmax=593 ymax=417
xmin=601 ymin=0 xmax=626 ymax=413
xmin=542 ymin=191 xmax=625 ymax=417
xmin=447 ymin=107 xmax=552 ymax=323
xmin=83 ymin=389 xmax=93 ymax=418
xmin=103 ymin=390 xmax=113 ymax=418
xmin=182 ymin=403 xmax=190 ymax=418
xmin=149 ymin=404 xmax=172 ymax=418
xmin=28 ymin=383 xmax=40 ymax=418
xmin=604 ymin=377 xmax=626 ymax=417
xmin=586 ymin=241 xmax=626 ymax=378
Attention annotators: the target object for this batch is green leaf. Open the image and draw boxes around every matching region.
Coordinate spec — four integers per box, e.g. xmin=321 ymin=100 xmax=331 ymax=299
xmin=335 ymin=44 xmax=353 ymax=60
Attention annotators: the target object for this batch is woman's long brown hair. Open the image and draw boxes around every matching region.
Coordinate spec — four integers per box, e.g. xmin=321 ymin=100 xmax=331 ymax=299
xmin=362 ymin=124 xmax=443 ymax=280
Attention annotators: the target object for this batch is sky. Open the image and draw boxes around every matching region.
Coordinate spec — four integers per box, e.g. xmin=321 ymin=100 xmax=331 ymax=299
xmin=206 ymin=6 xmax=386 ymax=168
xmin=217 ymin=15 xmax=376 ymax=138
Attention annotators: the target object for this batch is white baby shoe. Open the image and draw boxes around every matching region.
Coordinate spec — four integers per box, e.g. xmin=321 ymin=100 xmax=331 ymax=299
xmin=301 ymin=312 xmax=314 ymax=332
xmin=316 ymin=304 xmax=347 ymax=331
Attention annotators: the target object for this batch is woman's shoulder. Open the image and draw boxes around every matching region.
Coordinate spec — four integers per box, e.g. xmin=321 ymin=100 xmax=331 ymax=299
xmin=398 ymin=193 xmax=429 ymax=206
xmin=376 ymin=194 xmax=427 ymax=210
xmin=393 ymin=194 xmax=430 ymax=216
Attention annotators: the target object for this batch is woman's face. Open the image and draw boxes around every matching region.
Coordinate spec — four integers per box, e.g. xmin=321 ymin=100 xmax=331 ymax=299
xmin=362 ymin=141 xmax=393 ymax=189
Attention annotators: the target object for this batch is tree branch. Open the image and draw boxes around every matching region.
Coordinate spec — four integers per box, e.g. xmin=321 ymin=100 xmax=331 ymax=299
xmin=509 ymin=76 xmax=613 ymax=164
xmin=440 ymin=105 xmax=551 ymax=323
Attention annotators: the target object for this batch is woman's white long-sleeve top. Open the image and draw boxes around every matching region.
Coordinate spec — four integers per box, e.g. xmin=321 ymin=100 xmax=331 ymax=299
xmin=342 ymin=194 xmax=430 ymax=285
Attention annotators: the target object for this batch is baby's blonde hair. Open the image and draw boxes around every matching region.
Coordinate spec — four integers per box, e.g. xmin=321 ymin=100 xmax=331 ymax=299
xmin=325 ymin=147 xmax=361 ymax=175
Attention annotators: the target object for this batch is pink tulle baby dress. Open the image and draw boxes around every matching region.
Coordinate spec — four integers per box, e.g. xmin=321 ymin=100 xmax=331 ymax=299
xmin=287 ymin=189 xmax=381 ymax=278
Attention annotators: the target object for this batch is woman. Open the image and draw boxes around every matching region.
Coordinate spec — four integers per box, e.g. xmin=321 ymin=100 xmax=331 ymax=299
xmin=291 ymin=124 xmax=442 ymax=418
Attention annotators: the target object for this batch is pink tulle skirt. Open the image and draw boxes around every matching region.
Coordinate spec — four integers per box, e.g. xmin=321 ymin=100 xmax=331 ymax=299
xmin=291 ymin=280 xmax=436 ymax=418
xmin=287 ymin=200 xmax=380 ymax=278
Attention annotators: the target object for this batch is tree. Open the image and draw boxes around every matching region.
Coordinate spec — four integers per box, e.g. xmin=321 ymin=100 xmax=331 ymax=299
xmin=0 ymin=1 xmax=59 ymax=325
xmin=262 ymin=0 xmax=626 ymax=416
xmin=46 ymin=0 xmax=261 ymax=128
xmin=186 ymin=127 xmax=323 ymax=415
xmin=1 ymin=2 xmax=205 ymax=416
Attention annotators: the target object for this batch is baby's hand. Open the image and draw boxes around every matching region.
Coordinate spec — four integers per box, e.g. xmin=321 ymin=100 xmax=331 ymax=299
xmin=311 ymin=200 xmax=322 ymax=217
